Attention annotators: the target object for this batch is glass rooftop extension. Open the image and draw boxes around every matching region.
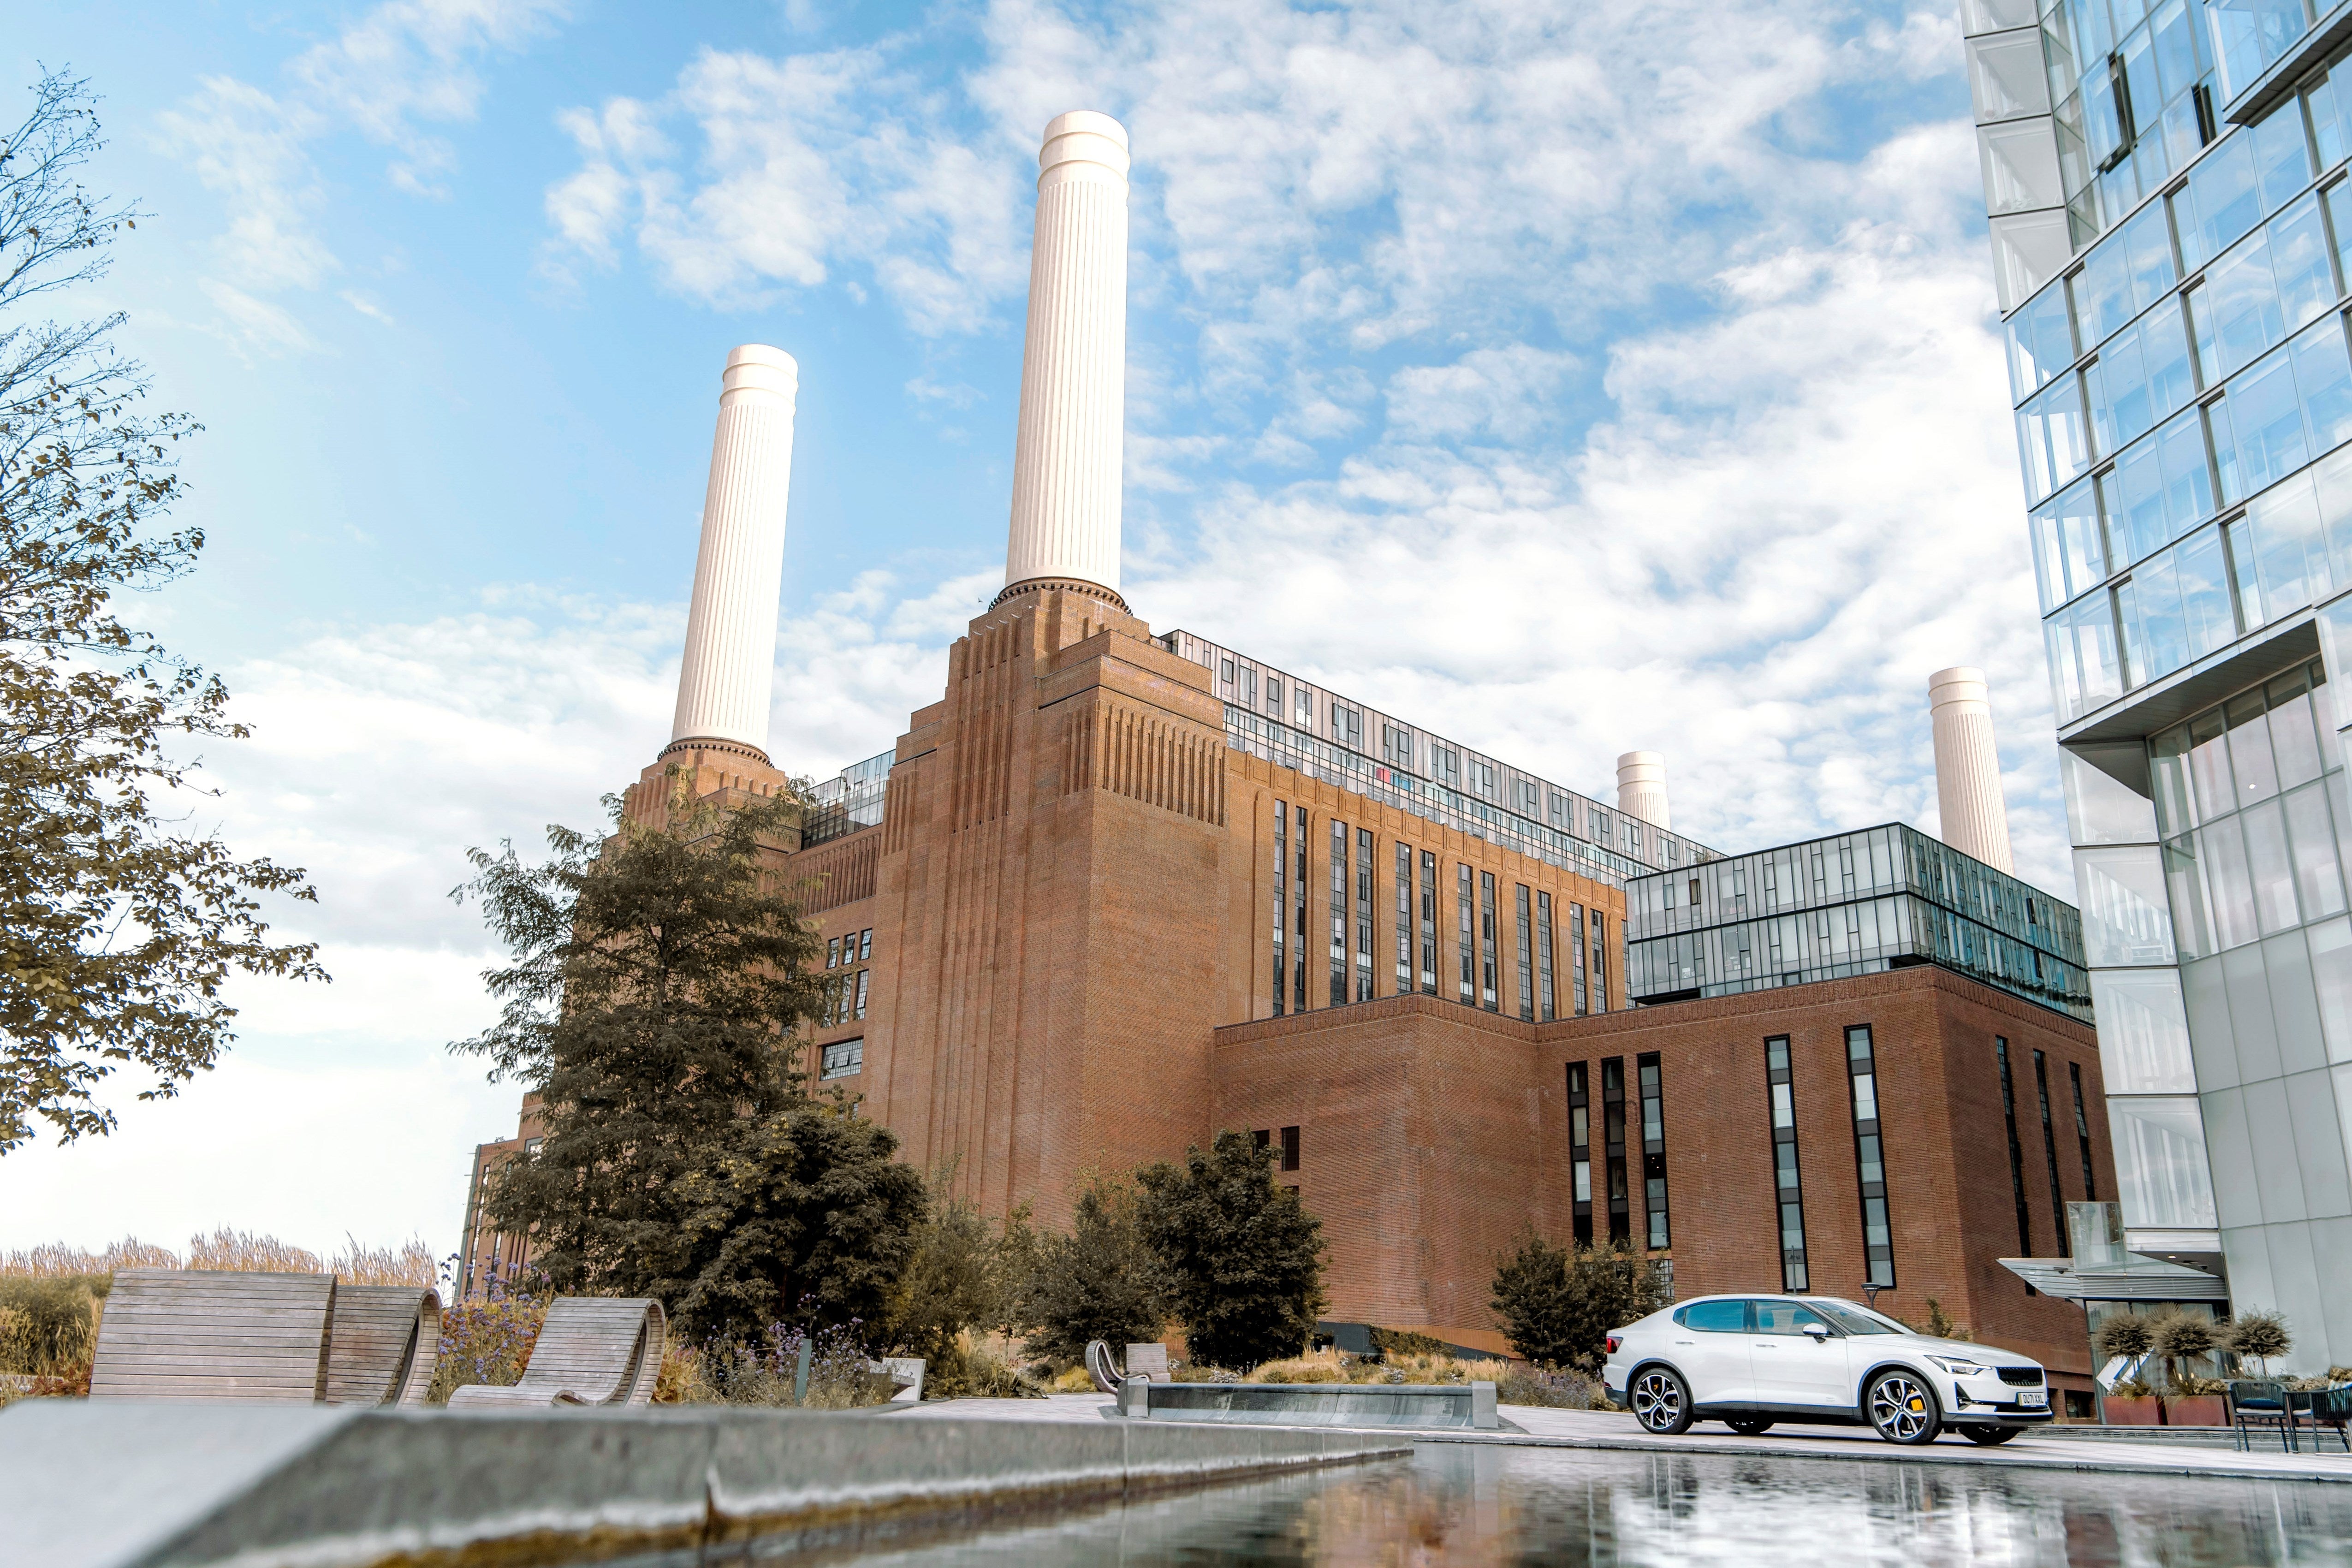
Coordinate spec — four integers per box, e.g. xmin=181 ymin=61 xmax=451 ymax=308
xmin=1623 ymin=823 xmax=2093 ymax=1022
xmin=1162 ymin=629 xmax=1717 ymax=887
xmin=801 ymin=748 xmax=893 ymax=847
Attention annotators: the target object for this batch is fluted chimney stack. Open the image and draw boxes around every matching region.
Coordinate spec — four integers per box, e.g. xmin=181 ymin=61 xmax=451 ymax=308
xmin=998 ymin=110 xmax=1129 ymax=608
xmin=1929 ymin=666 xmax=2015 ymax=873
xmin=669 ymin=344 xmax=799 ymax=762
xmin=1616 ymin=751 xmax=1670 ymax=830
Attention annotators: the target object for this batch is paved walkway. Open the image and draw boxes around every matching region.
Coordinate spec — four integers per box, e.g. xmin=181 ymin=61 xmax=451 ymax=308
xmin=897 ymin=1393 xmax=2352 ymax=1486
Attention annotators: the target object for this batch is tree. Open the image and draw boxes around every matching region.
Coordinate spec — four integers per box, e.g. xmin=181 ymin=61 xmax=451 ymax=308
xmin=2092 ymin=1309 xmax=2156 ymax=1369
xmin=1010 ymin=1170 xmax=1169 ymax=1365
xmin=451 ymin=778 xmax=826 ymax=1299
xmin=1134 ymin=1130 xmax=1324 ymax=1371
xmin=2225 ymin=1309 xmax=2293 ymax=1376
xmin=0 ymin=70 xmax=324 ymax=1154
xmin=1490 ymin=1235 xmax=1664 ymax=1368
xmin=666 ymin=1097 xmax=927 ymax=1344
xmin=2151 ymin=1308 xmax=2218 ymax=1390
xmin=885 ymin=1177 xmax=1010 ymax=1372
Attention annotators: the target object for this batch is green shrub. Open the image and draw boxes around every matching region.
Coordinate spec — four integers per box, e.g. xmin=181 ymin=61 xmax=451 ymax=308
xmin=0 ymin=1277 xmax=98 ymax=1378
xmin=1490 ymin=1235 xmax=1663 ymax=1369
xmin=1368 ymin=1327 xmax=1448 ymax=1359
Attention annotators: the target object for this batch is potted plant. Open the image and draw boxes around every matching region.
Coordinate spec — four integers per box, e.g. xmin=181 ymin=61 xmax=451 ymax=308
xmin=2152 ymin=1311 xmax=2227 ymax=1426
xmin=2224 ymin=1311 xmax=2292 ymax=1377
xmin=2093 ymin=1312 xmax=2160 ymax=1425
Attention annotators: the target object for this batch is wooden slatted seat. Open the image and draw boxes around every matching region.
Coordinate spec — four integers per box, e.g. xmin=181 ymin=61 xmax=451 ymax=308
xmin=323 ymin=1286 xmax=440 ymax=1406
xmin=90 ymin=1270 xmax=337 ymax=1402
xmin=445 ymin=1297 xmax=664 ymax=1408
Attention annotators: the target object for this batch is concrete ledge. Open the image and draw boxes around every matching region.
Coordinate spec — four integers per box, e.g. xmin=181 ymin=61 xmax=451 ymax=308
xmin=0 ymin=1402 xmax=1411 ymax=1568
xmin=1122 ymin=1380 xmax=1499 ymax=1430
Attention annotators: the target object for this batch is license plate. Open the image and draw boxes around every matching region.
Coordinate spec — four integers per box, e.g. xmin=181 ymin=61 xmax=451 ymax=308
xmin=2019 ymin=1388 xmax=2048 ymax=1408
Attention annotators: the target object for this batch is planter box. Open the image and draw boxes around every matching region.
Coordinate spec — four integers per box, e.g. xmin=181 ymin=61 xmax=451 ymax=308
xmin=2163 ymin=1395 xmax=2229 ymax=1427
xmin=2101 ymin=1395 xmax=2162 ymax=1426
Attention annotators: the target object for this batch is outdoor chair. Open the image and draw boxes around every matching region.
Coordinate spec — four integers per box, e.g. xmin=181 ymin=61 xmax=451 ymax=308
xmin=445 ymin=1297 xmax=664 ymax=1408
xmin=1125 ymin=1343 xmax=1170 ymax=1381
xmin=2299 ymin=1387 xmax=2352 ymax=1455
xmin=2229 ymin=1380 xmax=2297 ymax=1452
xmin=322 ymin=1286 xmax=440 ymax=1406
xmin=89 ymin=1270 xmax=338 ymax=1402
xmin=1085 ymin=1340 xmax=1123 ymax=1394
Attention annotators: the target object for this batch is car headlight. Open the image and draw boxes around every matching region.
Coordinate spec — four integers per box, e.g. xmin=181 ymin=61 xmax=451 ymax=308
xmin=1925 ymin=1355 xmax=1988 ymax=1376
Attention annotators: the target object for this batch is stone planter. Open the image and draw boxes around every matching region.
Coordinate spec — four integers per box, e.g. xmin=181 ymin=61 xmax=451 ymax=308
xmin=2162 ymin=1394 xmax=2229 ymax=1427
xmin=2101 ymin=1395 xmax=2162 ymax=1425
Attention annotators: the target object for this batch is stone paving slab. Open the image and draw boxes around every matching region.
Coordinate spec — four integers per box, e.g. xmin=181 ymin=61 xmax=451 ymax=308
xmin=903 ymin=1394 xmax=2352 ymax=1487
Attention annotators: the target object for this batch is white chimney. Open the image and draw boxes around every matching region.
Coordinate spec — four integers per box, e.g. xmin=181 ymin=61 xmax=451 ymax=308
xmin=670 ymin=344 xmax=798 ymax=761
xmin=1929 ymin=666 xmax=2015 ymax=873
xmin=1616 ymin=751 xmax=1670 ymax=830
xmin=1001 ymin=110 xmax=1129 ymax=606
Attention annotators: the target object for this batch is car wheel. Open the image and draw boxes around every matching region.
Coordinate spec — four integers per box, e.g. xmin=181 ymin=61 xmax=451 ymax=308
xmin=1962 ymin=1426 xmax=2021 ymax=1446
xmin=1866 ymin=1370 xmax=1942 ymax=1445
xmin=1724 ymin=1417 xmax=1774 ymax=1436
xmin=1629 ymin=1366 xmax=1694 ymax=1435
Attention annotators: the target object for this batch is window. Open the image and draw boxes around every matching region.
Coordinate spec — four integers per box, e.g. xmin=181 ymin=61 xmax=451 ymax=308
xmin=1252 ymin=1129 xmax=1271 ymax=1150
xmin=1293 ymin=806 xmax=1309 ymax=1013
xmin=1394 ymin=843 xmax=1414 ymax=994
xmin=1295 ymin=686 xmax=1314 ymax=728
xmin=1639 ymin=1052 xmax=1669 ymax=1249
xmin=1272 ymin=801 xmax=1289 ymax=1018
xmin=821 ymin=1038 xmax=864 ymax=1080
xmin=1592 ymin=808 xmax=1613 ymax=847
xmin=1753 ymin=1300 xmax=1833 ymax=1335
xmin=1847 ymin=1026 xmax=1895 ymax=1289
xmin=1457 ymin=864 xmax=1476 ymax=1004
xmin=1568 ymin=1062 xmax=1592 ymax=1246
xmin=1419 ymin=851 xmax=1438 ymax=994
xmin=1513 ymin=778 xmax=1539 ymax=816
xmin=1629 ymin=821 xmax=1644 ymax=856
xmin=2035 ymin=1049 xmax=2071 ymax=1257
xmin=1383 ymin=723 xmax=1413 ymax=769
xmin=1549 ymin=791 xmax=1573 ymax=832
xmin=1997 ymin=1038 xmax=2036 ymax=1265
xmin=1331 ymin=703 xmax=1364 ymax=750
xmin=1280 ymin=1125 xmax=1300 ymax=1172
xmin=1330 ymin=821 xmax=1349 ymax=1007
xmin=523 ymin=1136 xmax=543 ymax=1159
xmin=1766 ymin=1037 xmax=1809 ymax=1291
xmin=1479 ymin=871 xmax=1500 ymax=1011
xmin=1266 ymin=676 xmax=1283 ymax=713
xmin=1603 ymin=1057 xmax=1629 ymax=1243
xmin=1570 ymin=902 xmax=1587 ymax=1015
xmin=1590 ymin=912 xmax=1609 ymax=1012
xmin=1221 ymin=657 xmax=1235 ymax=687
xmin=1354 ymin=827 xmax=1375 ymax=1001
xmin=1470 ymin=758 xmax=1498 ymax=799
xmin=859 ymin=928 xmax=873 ymax=961
xmin=2071 ymin=1062 xmax=2100 ymax=1202
xmin=1677 ymin=1298 xmax=1747 ymax=1332
xmin=853 ymin=969 xmax=869 ymax=1021
xmin=1515 ymin=885 xmax=1536 ymax=1020
xmin=1238 ymin=666 xmax=1257 ymax=707
xmin=1434 ymin=746 xmax=1460 ymax=787
xmin=1537 ymin=891 xmax=1556 ymax=1022
xmin=827 ymin=937 xmax=842 ymax=969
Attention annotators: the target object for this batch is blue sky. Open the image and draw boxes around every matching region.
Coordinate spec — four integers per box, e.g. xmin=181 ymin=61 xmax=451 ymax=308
xmin=2 ymin=0 xmax=2033 ymax=1260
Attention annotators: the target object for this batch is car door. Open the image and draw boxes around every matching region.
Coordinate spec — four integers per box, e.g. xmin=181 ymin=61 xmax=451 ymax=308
xmin=1667 ymin=1297 xmax=1755 ymax=1405
xmin=1751 ymin=1298 xmax=1852 ymax=1409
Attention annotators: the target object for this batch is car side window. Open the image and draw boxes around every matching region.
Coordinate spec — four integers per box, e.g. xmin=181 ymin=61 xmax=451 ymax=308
xmin=1755 ymin=1300 xmax=1835 ymax=1336
xmin=1678 ymin=1299 xmax=1749 ymax=1333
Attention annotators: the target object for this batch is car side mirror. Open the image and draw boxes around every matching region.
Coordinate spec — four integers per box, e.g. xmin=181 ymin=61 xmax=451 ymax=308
xmin=1803 ymin=1324 xmax=1831 ymax=1341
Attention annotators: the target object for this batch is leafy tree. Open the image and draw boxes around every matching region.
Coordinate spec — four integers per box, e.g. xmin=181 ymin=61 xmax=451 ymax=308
xmin=666 ymin=1097 xmax=927 ymax=1343
xmin=1134 ymin=1130 xmax=1324 ymax=1370
xmin=1490 ymin=1235 xmax=1664 ymax=1368
xmin=1011 ymin=1170 xmax=1169 ymax=1365
xmin=0 ymin=70 xmax=324 ymax=1154
xmin=2224 ymin=1309 xmax=2293 ymax=1376
xmin=885 ymin=1178 xmax=1008 ymax=1370
xmin=451 ymin=778 xmax=825 ymax=1299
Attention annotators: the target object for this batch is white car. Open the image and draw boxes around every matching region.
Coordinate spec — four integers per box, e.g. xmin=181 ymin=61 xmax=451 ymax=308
xmin=1599 ymin=1294 xmax=2052 ymax=1445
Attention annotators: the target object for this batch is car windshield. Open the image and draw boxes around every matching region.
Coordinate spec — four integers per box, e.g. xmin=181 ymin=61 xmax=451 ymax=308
xmin=1806 ymin=1299 xmax=1908 ymax=1335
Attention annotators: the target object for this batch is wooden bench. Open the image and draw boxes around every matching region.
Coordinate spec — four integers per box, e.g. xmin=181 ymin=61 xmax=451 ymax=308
xmin=323 ymin=1286 xmax=440 ymax=1406
xmin=445 ymin=1297 xmax=664 ymax=1408
xmin=90 ymin=1270 xmax=337 ymax=1402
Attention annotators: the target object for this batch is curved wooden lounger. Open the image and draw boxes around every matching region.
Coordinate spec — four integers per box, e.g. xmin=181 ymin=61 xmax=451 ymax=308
xmin=445 ymin=1297 xmax=665 ymax=1408
xmin=90 ymin=1270 xmax=338 ymax=1402
xmin=323 ymin=1286 xmax=441 ymax=1406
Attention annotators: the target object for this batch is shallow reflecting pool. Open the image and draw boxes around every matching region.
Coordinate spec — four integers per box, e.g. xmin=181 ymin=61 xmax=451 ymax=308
xmin=835 ymin=1445 xmax=2352 ymax=1567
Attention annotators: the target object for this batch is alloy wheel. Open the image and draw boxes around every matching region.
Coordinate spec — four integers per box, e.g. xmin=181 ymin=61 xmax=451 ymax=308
xmin=1631 ymin=1369 xmax=1689 ymax=1434
xmin=1869 ymin=1372 xmax=1940 ymax=1444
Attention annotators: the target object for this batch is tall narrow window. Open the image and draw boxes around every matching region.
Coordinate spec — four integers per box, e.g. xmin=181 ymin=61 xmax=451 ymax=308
xmin=2070 ymin=1062 xmax=2099 ymax=1204
xmin=1330 ymin=820 xmax=1348 ymax=1007
xmin=1639 ymin=1052 xmax=1669 ymax=1249
xmin=853 ymin=969 xmax=869 ymax=1020
xmin=1847 ymin=1026 xmax=1894 ymax=1288
xmin=1537 ymin=892 xmax=1556 ymax=1021
xmin=2034 ymin=1050 xmax=2070 ymax=1257
xmin=1479 ymin=871 xmax=1500 ymax=1011
xmin=1293 ymin=806 xmax=1308 ymax=1013
xmin=1570 ymin=903 xmax=1587 ymax=1015
xmin=1568 ymin=1063 xmax=1593 ymax=1245
xmin=1457 ymin=864 xmax=1476 ymax=1004
xmin=1602 ymin=1057 xmax=1629 ymax=1242
xmin=1272 ymin=800 xmax=1289 ymax=1018
xmin=1766 ymin=1037 xmax=1808 ymax=1290
xmin=1996 ymin=1038 xmax=2035 ymax=1260
xmin=1590 ymin=913 xmax=1610 ymax=1012
xmin=1515 ymin=885 xmax=1535 ymax=1020
xmin=1394 ymin=843 xmax=1413 ymax=994
xmin=1418 ymin=851 xmax=1437 ymax=994
xmin=1354 ymin=827 xmax=1374 ymax=1002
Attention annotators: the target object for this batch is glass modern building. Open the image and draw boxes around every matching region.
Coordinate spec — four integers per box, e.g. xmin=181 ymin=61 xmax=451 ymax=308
xmin=1966 ymin=0 xmax=2352 ymax=1367
xmin=1622 ymin=823 xmax=2094 ymax=1023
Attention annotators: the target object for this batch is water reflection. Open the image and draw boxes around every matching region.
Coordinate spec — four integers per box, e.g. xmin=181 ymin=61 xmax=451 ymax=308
xmin=832 ymin=1446 xmax=2352 ymax=1567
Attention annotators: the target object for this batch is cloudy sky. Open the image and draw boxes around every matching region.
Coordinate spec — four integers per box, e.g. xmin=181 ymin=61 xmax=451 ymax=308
xmin=1 ymin=0 xmax=2041 ymax=1263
